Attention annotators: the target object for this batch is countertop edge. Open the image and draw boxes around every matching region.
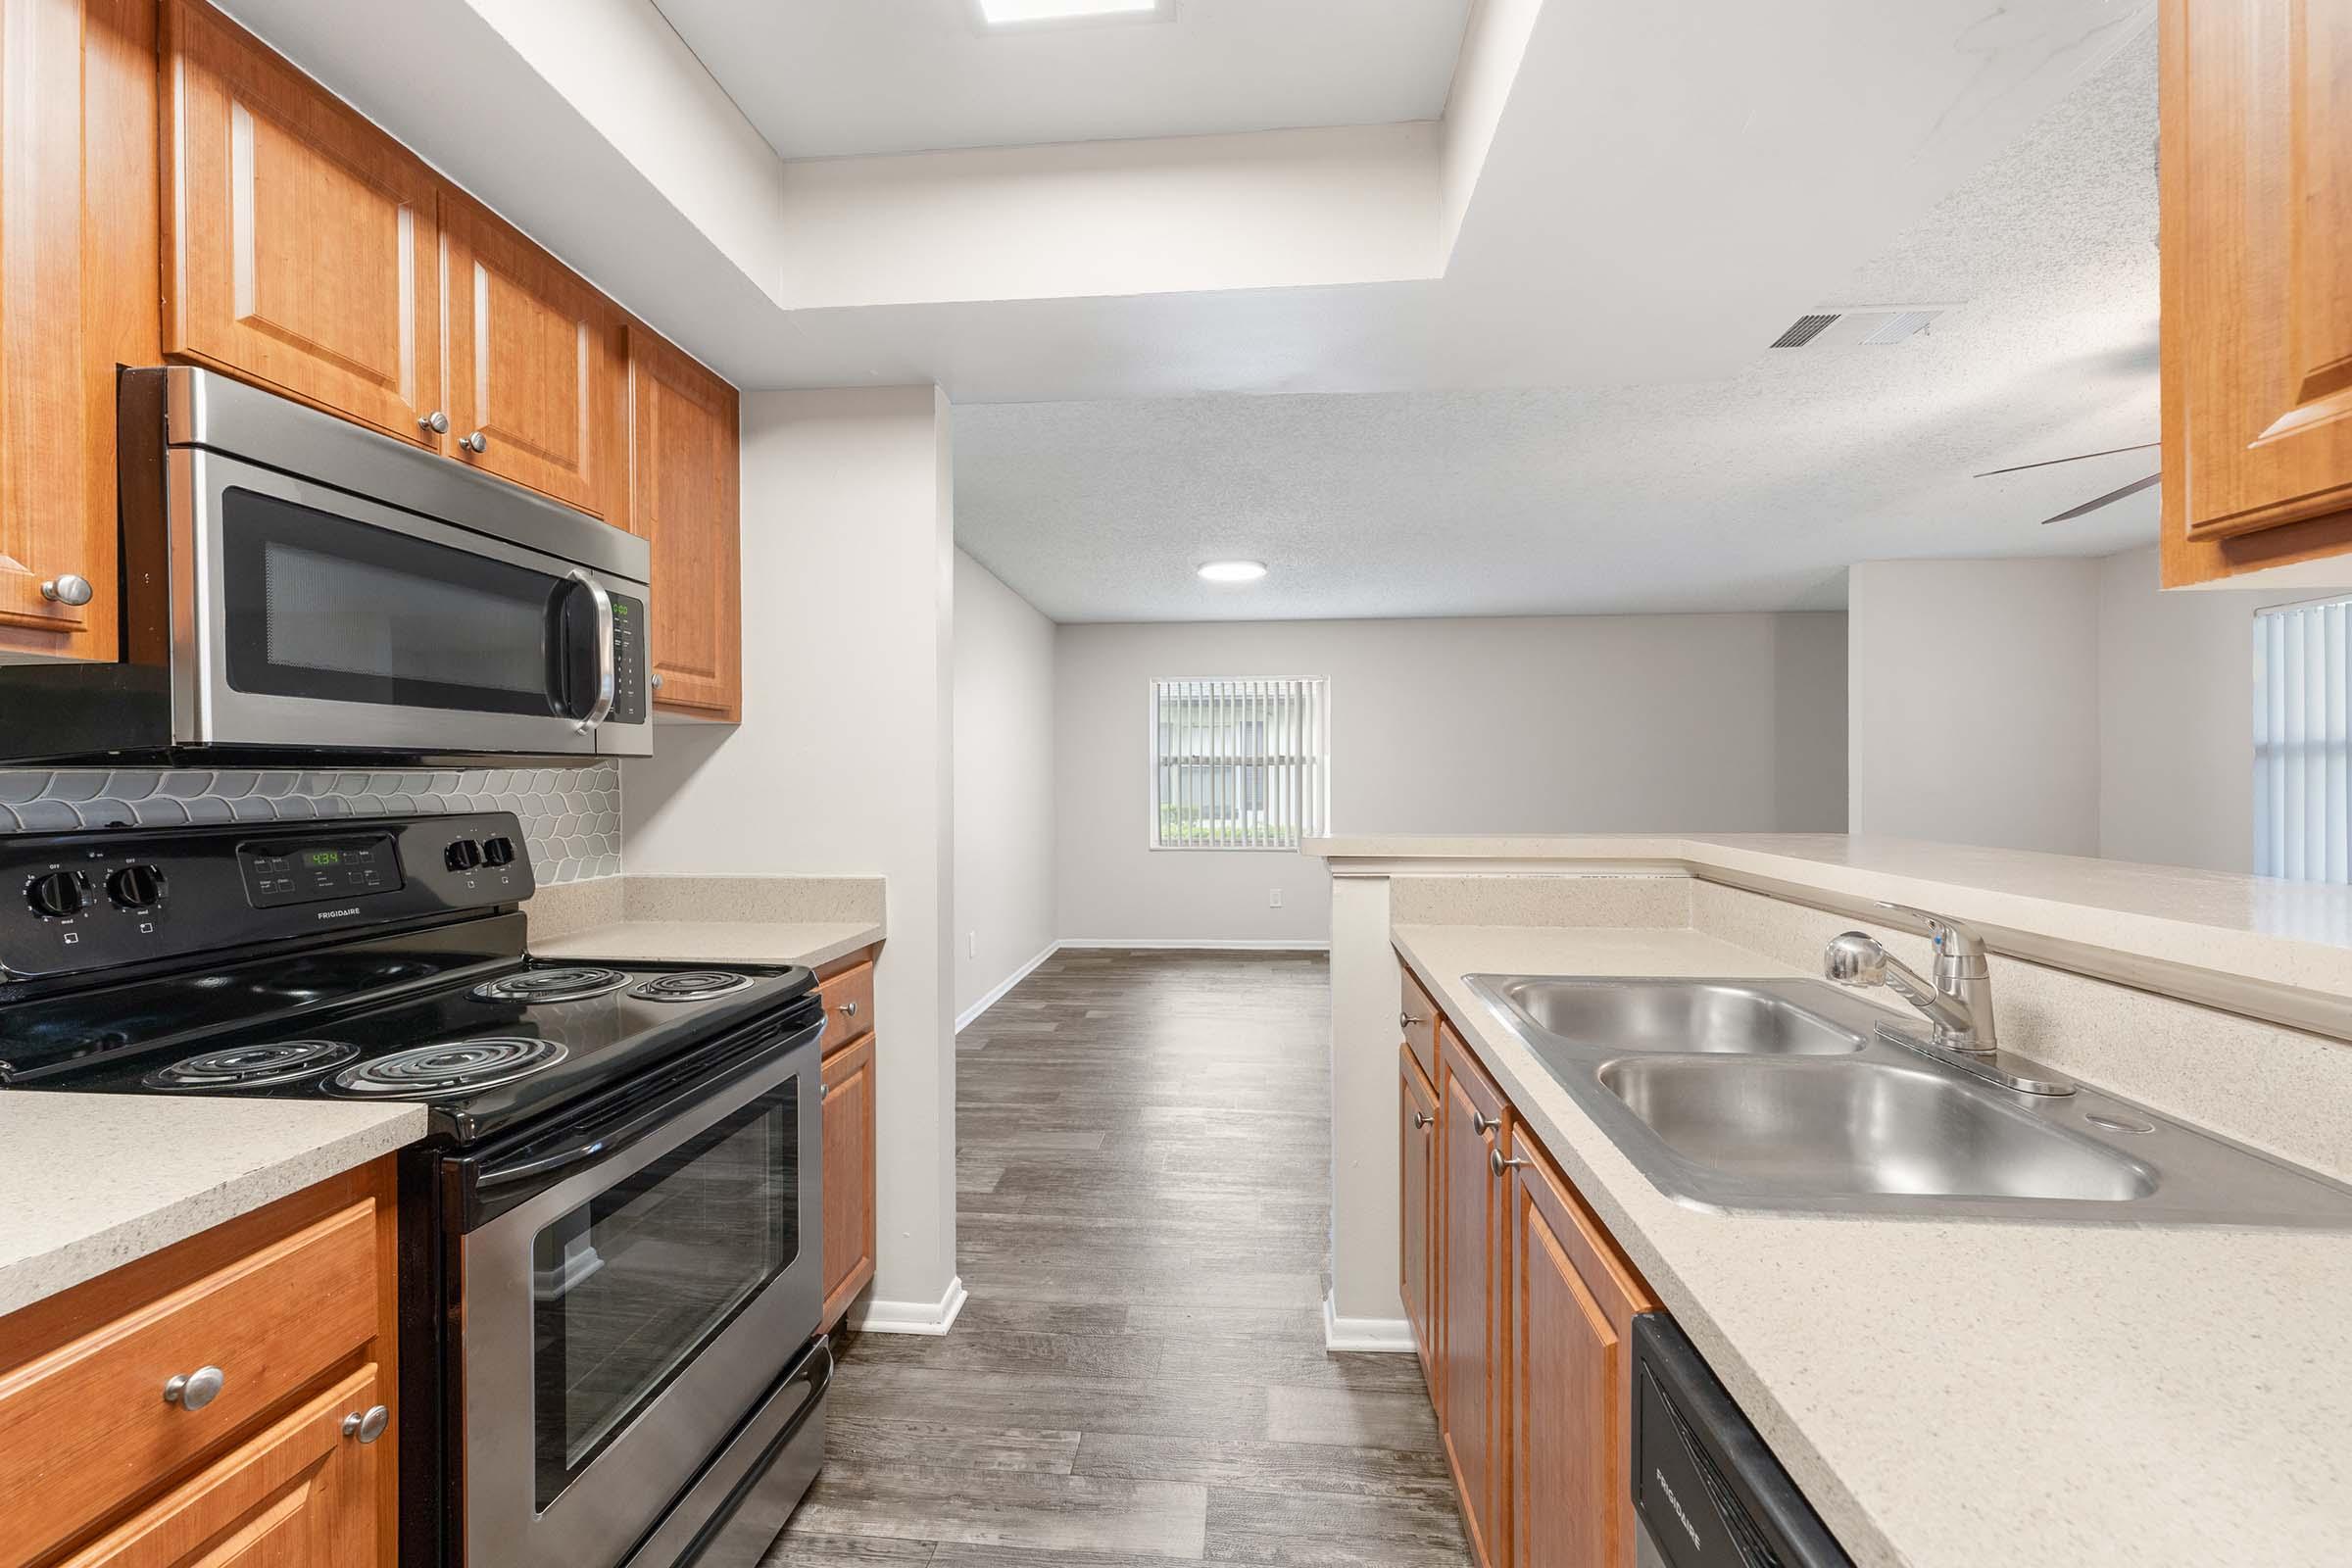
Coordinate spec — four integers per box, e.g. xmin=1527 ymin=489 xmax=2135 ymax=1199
xmin=0 ymin=1104 xmax=426 ymax=1319
xmin=533 ymin=919 xmax=887 ymax=970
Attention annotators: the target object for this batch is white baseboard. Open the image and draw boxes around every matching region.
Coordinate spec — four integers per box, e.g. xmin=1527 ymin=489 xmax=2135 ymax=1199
xmin=1322 ymin=1290 xmax=1415 ymax=1353
xmin=850 ymin=1275 xmax=968 ymax=1337
xmin=956 ymin=942 xmax=1060 ymax=1032
xmin=1057 ymin=937 xmax=1331 ymax=953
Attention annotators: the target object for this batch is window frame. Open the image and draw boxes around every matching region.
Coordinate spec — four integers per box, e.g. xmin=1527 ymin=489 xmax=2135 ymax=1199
xmin=1145 ymin=675 xmax=1330 ymax=853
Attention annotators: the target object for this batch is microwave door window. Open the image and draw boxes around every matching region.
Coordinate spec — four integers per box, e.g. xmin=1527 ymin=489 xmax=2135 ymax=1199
xmin=221 ymin=487 xmax=564 ymax=716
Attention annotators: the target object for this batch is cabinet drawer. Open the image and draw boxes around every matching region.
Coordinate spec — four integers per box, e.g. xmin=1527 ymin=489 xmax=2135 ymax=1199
xmin=819 ymin=959 xmax=875 ymax=1052
xmin=0 ymin=1200 xmax=377 ymax=1565
xmin=1400 ymin=968 xmax=1440 ymax=1082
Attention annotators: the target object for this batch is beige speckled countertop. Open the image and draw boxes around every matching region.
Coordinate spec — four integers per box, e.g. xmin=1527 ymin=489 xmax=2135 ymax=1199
xmin=1392 ymin=921 xmax=2352 ymax=1568
xmin=0 ymin=1095 xmax=424 ymax=1316
xmin=1312 ymin=833 xmax=2352 ymax=1002
xmin=536 ymin=919 xmax=883 ymax=970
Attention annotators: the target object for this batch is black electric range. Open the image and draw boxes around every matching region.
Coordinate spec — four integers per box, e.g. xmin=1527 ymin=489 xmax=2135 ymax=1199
xmin=0 ymin=811 xmax=834 ymax=1568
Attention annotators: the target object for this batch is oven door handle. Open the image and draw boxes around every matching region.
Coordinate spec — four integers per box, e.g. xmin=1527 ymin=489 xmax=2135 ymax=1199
xmin=467 ymin=1010 xmax=823 ymax=1207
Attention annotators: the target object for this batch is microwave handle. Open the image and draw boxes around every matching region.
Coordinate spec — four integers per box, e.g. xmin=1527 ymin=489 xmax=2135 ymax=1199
xmin=565 ymin=568 xmax=616 ymax=732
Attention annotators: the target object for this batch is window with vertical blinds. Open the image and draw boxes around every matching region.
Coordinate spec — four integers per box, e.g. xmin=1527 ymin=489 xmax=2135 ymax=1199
xmin=1150 ymin=677 xmax=1329 ymax=851
xmin=2255 ymin=598 xmax=2352 ymax=882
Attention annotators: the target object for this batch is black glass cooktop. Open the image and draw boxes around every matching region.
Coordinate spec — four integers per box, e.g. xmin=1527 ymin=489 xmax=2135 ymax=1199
xmin=0 ymin=935 xmax=818 ymax=1145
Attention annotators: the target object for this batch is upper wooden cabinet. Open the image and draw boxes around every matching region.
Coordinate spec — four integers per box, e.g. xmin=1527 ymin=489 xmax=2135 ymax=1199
xmin=444 ymin=194 xmax=624 ymax=519
xmin=626 ymin=325 xmax=742 ymax=717
xmin=0 ymin=0 xmax=155 ymax=658
xmin=2160 ymin=0 xmax=2352 ymax=584
xmin=161 ymin=0 xmax=442 ymax=449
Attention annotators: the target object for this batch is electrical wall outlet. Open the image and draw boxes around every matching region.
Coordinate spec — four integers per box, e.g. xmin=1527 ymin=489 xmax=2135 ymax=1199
xmin=967 ymin=931 xmax=978 ymax=957
xmin=1268 ymin=888 xmax=1283 ymax=908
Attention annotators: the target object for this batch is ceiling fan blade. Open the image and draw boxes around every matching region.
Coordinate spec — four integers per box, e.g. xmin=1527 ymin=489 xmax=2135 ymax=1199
xmin=2039 ymin=470 xmax=2162 ymax=524
xmin=1976 ymin=441 xmax=2160 ymax=479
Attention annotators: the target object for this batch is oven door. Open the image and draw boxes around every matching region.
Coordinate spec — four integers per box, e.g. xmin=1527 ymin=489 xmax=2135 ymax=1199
xmin=171 ymin=447 xmax=650 ymax=758
xmin=460 ymin=1028 xmax=822 ymax=1568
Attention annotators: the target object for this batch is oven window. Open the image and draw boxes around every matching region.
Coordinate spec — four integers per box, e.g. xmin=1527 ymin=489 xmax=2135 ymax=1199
xmin=220 ymin=487 xmax=564 ymax=714
xmin=530 ymin=1086 xmax=799 ymax=1508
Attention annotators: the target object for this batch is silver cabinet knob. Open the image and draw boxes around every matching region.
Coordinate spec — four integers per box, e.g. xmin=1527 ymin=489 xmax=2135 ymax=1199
xmin=342 ymin=1404 xmax=390 ymax=1444
xmin=40 ymin=573 xmax=93 ymax=606
xmin=1470 ymin=1110 xmax=1499 ymax=1136
xmin=1492 ymin=1148 xmax=1532 ymax=1179
xmin=1399 ymin=1011 xmax=1424 ymax=1030
xmin=839 ymin=1000 xmax=858 ymax=1017
xmin=418 ymin=410 xmax=450 ymax=434
xmin=1411 ymin=1110 xmax=1433 ymax=1130
xmin=163 ymin=1365 xmax=225 ymax=1410
xmin=650 ymin=672 xmax=664 ymax=690
xmin=458 ymin=431 xmax=487 ymax=454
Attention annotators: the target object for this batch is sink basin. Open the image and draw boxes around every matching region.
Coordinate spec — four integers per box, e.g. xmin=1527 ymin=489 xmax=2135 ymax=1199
xmin=1597 ymin=1057 xmax=2157 ymax=1202
xmin=1488 ymin=978 xmax=1864 ymax=1055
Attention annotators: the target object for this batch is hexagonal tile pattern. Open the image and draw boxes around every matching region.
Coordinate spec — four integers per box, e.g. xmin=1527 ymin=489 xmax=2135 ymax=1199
xmin=0 ymin=763 xmax=622 ymax=884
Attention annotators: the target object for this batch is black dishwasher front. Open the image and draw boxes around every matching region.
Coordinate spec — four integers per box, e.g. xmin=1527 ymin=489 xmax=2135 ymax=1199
xmin=1631 ymin=1313 xmax=1851 ymax=1568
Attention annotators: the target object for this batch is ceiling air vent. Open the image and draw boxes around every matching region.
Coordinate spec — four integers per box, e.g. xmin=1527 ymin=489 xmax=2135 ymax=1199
xmin=1770 ymin=305 xmax=1953 ymax=349
xmin=1771 ymin=314 xmax=1840 ymax=349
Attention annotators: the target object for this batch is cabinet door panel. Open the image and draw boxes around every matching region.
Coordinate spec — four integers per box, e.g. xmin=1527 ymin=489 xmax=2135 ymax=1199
xmin=626 ymin=326 xmax=740 ymax=717
xmin=1509 ymin=1133 xmax=1659 ymax=1568
xmin=57 ymin=1364 xmax=382 ymax=1568
xmin=1437 ymin=1026 xmax=1504 ymax=1568
xmin=2163 ymin=0 xmax=2352 ymax=575
xmin=821 ymin=1034 xmax=877 ymax=1329
xmin=162 ymin=0 xmax=440 ymax=446
xmin=443 ymin=197 xmax=619 ymax=516
xmin=1401 ymin=1046 xmax=1438 ymax=1391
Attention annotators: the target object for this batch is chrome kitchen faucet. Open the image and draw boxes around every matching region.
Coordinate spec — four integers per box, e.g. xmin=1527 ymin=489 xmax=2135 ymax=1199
xmin=1824 ymin=904 xmax=2075 ymax=1096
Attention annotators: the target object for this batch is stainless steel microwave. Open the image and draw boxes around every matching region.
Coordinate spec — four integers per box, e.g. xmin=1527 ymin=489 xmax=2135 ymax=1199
xmin=0 ymin=367 xmax=652 ymax=766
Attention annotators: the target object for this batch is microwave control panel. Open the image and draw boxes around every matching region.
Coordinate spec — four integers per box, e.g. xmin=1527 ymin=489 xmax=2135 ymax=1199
xmin=611 ymin=592 xmax=648 ymax=724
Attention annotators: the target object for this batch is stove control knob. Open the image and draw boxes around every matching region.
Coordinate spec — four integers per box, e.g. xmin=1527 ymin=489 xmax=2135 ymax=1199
xmin=445 ymin=839 xmax=482 ymax=872
xmin=107 ymin=863 xmax=165 ymax=909
xmin=481 ymin=836 xmax=515 ymax=867
xmin=26 ymin=869 xmax=86 ymax=919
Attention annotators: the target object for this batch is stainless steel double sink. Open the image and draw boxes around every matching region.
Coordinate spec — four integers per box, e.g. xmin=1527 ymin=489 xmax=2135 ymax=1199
xmin=1465 ymin=975 xmax=2352 ymax=1226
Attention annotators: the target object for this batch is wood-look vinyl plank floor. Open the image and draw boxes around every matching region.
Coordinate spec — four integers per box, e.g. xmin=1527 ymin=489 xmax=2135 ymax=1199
xmin=768 ymin=950 xmax=1470 ymax=1567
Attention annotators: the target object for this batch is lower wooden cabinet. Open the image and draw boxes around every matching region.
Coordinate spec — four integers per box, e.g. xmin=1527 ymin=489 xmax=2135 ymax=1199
xmin=59 ymin=1362 xmax=386 ymax=1568
xmin=1507 ymin=1126 xmax=1657 ymax=1568
xmin=1410 ymin=969 xmax=1659 ymax=1568
xmin=1438 ymin=1023 xmax=1507 ymax=1568
xmin=818 ymin=951 xmax=880 ymax=1330
xmin=0 ymin=1159 xmax=399 ymax=1568
xmin=1400 ymin=1045 xmax=1438 ymax=1388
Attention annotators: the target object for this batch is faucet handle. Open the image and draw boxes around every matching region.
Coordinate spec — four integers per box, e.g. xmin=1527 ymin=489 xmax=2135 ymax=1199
xmin=1874 ymin=901 xmax=1986 ymax=957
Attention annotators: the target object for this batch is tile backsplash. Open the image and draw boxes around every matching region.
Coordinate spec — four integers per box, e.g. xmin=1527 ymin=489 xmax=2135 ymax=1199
xmin=0 ymin=765 xmax=621 ymax=884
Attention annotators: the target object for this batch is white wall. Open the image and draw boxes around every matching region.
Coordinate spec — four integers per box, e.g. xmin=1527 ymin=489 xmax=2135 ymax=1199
xmin=1054 ymin=612 xmax=1848 ymax=945
xmin=2097 ymin=545 xmax=2303 ymax=872
xmin=1848 ymin=559 xmax=2102 ymax=856
xmin=954 ymin=552 xmax=1057 ymax=1019
xmin=625 ymin=386 xmax=959 ymax=1327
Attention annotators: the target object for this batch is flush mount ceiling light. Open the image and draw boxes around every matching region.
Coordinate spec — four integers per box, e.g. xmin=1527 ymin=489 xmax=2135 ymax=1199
xmin=974 ymin=0 xmax=1172 ymax=28
xmin=1197 ymin=560 xmax=1267 ymax=584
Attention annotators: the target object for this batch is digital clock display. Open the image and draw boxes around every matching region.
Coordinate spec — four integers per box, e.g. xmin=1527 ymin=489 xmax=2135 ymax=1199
xmin=304 ymin=850 xmax=343 ymax=867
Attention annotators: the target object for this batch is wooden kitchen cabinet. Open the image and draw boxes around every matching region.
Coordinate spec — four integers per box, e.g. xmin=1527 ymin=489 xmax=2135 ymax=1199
xmin=1437 ymin=1021 xmax=1507 ymax=1568
xmin=161 ymin=0 xmax=443 ymax=451
xmin=0 ymin=0 xmax=155 ymax=658
xmin=1506 ymin=1126 xmax=1658 ymax=1568
xmin=818 ymin=952 xmax=879 ymax=1330
xmin=2159 ymin=0 xmax=2352 ymax=585
xmin=59 ymin=1363 xmax=386 ymax=1568
xmin=442 ymin=191 xmax=626 ymax=520
xmin=1400 ymin=1044 xmax=1438 ymax=1391
xmin=626 ymin=324 xmax=742 ymax=718
xmin=0 ymin=1158 xmax=399 ymax=1568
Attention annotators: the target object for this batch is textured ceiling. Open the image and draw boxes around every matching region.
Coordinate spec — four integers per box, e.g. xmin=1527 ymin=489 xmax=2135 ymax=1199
xmin=953 ymin=24 xmax=2162 ymax=622
xmin=652 ymin=0 xmax=1473 ymax=160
